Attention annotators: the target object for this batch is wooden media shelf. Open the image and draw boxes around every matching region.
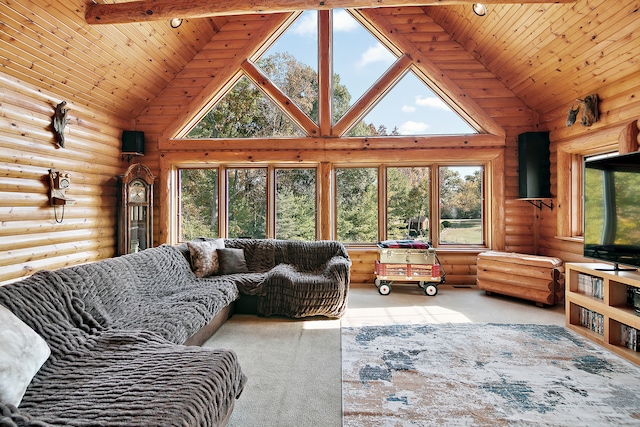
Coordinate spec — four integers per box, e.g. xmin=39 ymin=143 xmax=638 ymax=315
xmin=565 ymin=263 xmax=640 ymax=366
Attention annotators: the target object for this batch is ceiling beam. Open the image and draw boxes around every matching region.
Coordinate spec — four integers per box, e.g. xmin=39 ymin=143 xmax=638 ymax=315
xmin=86 ymin=0 xmax=577 ymax=25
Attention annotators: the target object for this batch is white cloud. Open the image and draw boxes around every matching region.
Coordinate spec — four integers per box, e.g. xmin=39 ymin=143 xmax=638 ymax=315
xmin=415 ymin=95 xmax=450 ymax=111
xmin=291 ymin=12 xmax=318 ymax=37
xmin=333 ymin=10 xmax=359 ymax=32
xmin=358 ymin=43 xmax=395 ymax=68
xmin=401 ymin=105 xmax=416 ymax=113
xmin=399 ymin=121 xmax=430 ymax=135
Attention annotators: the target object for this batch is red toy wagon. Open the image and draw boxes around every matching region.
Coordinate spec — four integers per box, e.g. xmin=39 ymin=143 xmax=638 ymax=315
xmin=374 ymin=240 xmax=445 ymax=296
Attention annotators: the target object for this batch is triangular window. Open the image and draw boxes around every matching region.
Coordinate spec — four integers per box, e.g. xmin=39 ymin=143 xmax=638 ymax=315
xmin=332 ymin=9 xmax=397 ymax=123
xmin=351 ymin=70 xmax=477 ymax=136
xmin=185 ymin=9 xmax=481 ymax=139
xmin=185 ymin=75 xmax=305 ymax=138
xmin=255 ymin=11 xmax=319 ymax=122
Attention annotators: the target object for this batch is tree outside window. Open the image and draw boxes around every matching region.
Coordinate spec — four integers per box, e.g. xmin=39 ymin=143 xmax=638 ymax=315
xmin=227 ymin=168 xmax=267 ymax=239
xmin=275 ymin=168 xmax=316 ymax=240
xmin=179 ymin=168 xmax=219 ymax=241
xmin=438 ymin=166 xmax=483 ymax=245
xmin=387 ymin=167 xmax=430 ymax=241
xmin=336 ymin=168 xmax=378 ymax=243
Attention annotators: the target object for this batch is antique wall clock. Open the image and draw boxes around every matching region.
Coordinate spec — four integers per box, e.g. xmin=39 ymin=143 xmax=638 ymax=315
xmin=118 ymin=163 xmax=155 ymax=255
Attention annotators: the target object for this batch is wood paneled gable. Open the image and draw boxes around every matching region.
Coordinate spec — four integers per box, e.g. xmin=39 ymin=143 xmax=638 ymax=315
xmin=0 ymin=0 xmax=222 ymax=120
xmin=427 ymin=2 xmax=640 ymax=124
xmin=142 ymin=7 xmax=528 ymax=144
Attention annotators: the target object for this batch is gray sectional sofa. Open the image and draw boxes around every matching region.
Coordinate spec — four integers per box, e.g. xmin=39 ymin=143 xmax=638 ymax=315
xmin=0 ymin=238 xmax=351 ymax=426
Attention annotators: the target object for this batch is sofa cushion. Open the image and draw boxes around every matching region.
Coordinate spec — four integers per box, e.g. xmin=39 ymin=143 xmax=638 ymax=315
xmin=187 ymin=239 xmax=225 ymax=277
xmin=0 ymin=304 xmax=51 ymax=406
xmin=218 ymin=248 xmax=249 ymax=275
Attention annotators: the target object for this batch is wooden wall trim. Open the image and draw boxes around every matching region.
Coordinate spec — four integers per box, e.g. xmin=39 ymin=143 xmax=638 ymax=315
xmin=157 ymin=145 xmax=504 ymax=164
xmin=159 ymin=133 xmax=504 ymax=151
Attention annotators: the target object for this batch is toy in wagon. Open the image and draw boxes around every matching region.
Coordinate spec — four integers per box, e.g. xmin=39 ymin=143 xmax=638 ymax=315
xmin=374 ymin=240 xmax=445 ymax=296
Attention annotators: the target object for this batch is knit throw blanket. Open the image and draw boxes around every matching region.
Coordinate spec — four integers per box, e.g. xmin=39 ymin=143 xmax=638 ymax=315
xmin=56 ymin=244 xmax=239 ymax=344
xmin=222 ymin=239 xmax=351 ymax=318
xmin=0 ymin=246 xmax=246 ymax=426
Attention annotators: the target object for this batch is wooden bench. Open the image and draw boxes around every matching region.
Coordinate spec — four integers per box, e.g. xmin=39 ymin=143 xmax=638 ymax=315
xmin=477 ymin=251 xmax=564 ymax=307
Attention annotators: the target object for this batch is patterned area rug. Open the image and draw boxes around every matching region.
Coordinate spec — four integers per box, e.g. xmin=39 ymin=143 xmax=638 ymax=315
xmin=342 ymin=323 xmax=640 ymax=426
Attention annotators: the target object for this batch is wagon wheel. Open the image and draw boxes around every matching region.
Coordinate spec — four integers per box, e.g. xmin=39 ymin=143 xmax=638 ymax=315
xmin=378 ymin=282 xmax=391 ymax=295
xmin=424 ymin=284 xmax=438 ymax=296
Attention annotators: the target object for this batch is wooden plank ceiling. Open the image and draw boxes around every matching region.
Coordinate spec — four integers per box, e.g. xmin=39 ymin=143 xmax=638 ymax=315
xmin=1 ymin=0 xmax=636 ymax=126
xmin=426 ymin=1 xmax=640 ymax=121
xmin=0 ymin=0 xmax=223 ymax=120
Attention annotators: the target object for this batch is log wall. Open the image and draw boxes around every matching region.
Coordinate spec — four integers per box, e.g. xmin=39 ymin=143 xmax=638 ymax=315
xmin=0 ymin=74 xmax=130 ymax=284
xmin=537 ymin=76 xmax=640 ymax=264
xmin=7 ymin=1 xmax=628 ymax=287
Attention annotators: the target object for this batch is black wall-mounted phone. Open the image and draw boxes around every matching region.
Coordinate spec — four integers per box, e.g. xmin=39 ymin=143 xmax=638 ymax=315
xmin=49 ymin=169 xmax=74 ymax=205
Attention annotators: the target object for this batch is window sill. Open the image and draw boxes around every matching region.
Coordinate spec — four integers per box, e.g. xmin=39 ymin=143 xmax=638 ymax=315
xmin=554 ymin=236 xmax=583 ymax=243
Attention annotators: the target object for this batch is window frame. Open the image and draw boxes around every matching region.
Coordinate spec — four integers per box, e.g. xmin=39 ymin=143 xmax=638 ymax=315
xmin=175 ymin=163 xmax=321 ymax=243
xmin=332 ymin=162 xmax=489 ymax=248
xmin=556 ymin=129 xmax=622 ymax=241
xmin=161 ymin=147 xmax=503 ymax=249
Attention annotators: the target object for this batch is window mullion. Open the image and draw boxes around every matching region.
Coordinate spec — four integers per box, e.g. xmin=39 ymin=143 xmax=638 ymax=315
xmin=431 ymin=165 xmax=440 ymax=247
xmin=267 ymin=166 xmax=276 ymax=238
xmin=378 ymin=165 xmax=387 ymax=242
xmin=219 ymin=166 xmax=228 ymax=238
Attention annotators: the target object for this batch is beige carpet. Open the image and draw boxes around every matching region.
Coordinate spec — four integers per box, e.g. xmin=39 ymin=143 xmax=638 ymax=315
xmin=203 ymin=314 xmax=342 ymax=427
xmin=203 ymin=285 xmax=566 ymax=426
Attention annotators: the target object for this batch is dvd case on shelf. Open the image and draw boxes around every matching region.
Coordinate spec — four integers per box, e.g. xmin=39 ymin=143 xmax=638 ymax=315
xmin=577 ymin=273 xmax=604 ymax=299
xmin=621 ymin=324 xmax=640 ymax=352
xmin=578 ymin=306 xmax=604 ymax=335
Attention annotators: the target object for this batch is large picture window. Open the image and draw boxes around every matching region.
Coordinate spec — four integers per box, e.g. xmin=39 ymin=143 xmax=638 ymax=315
xmin=177 ymin=163 xmax=486 ymax=247
xmin=438 ymin=166 xmax=484 ymax=245
xmin=275 ymin=168 xmax=316 ymax=240
xmin=179 ymin=168 xmax=219 ymax=241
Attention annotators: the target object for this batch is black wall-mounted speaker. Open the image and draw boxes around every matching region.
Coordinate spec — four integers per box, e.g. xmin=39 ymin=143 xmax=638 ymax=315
xmin=122 ymin=130 xmax=145 ymax=155
xmin=518 ymin=131 xmax=552 ymax=199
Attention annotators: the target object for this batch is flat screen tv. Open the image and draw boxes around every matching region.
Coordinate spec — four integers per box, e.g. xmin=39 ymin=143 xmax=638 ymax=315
xmin=583 ymin=150 xmax=640 ymax=271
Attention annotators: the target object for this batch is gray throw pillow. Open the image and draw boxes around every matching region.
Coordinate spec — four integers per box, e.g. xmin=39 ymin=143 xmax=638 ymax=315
xmin=0 ymin=304 xmax=51 ymax=406
xmin=218 ymin=248 xmax=249 ymax=274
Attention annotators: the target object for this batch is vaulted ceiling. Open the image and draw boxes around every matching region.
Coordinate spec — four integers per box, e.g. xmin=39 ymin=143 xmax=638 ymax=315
xmin=3 ymin=1 xmax=637 ymax=129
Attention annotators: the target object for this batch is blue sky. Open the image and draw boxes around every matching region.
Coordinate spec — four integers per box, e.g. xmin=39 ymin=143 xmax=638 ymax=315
xmin=260 ymin=10 xmax=476 ymax=135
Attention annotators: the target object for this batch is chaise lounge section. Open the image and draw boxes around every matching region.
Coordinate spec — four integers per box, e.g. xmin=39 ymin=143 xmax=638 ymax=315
xmin=218 ymin=238 xmax=352 ymax=318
